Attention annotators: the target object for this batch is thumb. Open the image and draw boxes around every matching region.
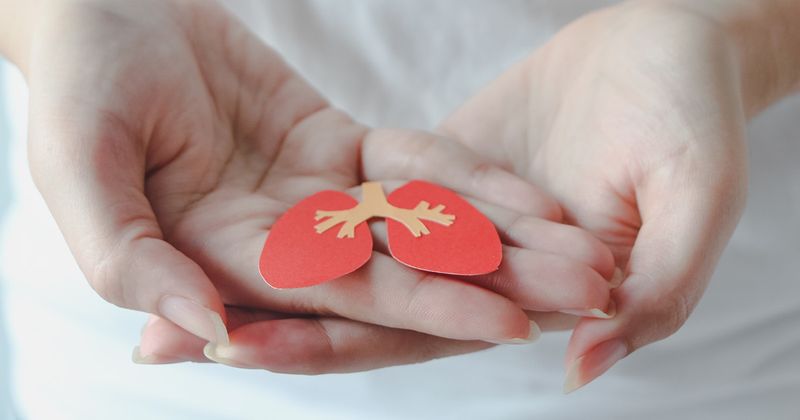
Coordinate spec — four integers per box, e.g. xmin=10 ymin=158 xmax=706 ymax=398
xmin=562 ymin=159 xmax=747 ymax=393
xmin=28 ymin=104 xmax=228 ymax=345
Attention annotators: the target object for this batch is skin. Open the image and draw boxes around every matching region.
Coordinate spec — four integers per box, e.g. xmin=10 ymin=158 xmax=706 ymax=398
xmin=3 ymin=0 xmax=798 ymax=394
xmin=140 ymin=0 xmax=800 ymax=392
xmin=441 ymin=0 xmax=800 ymax=391
xmin=3 ymin=0 xmax=616 ymax=373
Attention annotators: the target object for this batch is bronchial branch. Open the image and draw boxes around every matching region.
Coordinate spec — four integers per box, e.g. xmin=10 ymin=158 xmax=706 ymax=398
xmin=314 ymin=182 xmax=455 ymax=238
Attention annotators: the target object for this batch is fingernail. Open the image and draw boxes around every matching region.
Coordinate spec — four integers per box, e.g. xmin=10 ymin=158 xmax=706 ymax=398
xmin=131 ymin=346 xmax=184 ymax=365
xmin=203 ymin=342 xmax=254 ymax=369
xmin=159 ymin=295 xmax=229 ymax=345
xmin=560 ymin=300 xmax=617 ymax=319
xmin=609 ymin=268 xmax=625 ymax=289
xmin=563 ymin=338 xmax=628 ymax=394
xmin=489 ymin=320 xmax=541 ymax=344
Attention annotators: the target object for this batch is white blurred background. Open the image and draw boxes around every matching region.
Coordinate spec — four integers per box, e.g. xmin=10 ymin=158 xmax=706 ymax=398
xmin=1 ymin=59 xmax=17 ymax=420
xmin=1 ymin=2 xmax=799 ymax=418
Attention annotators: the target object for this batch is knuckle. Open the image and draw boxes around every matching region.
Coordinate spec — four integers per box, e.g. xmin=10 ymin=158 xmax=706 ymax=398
xmin=359 ymin=128 xmax=436 ymax=179
xmin=563 ymin=262 xmax=608 ymax=305
xmin=525 ymin=254 xmax=606 ymax=310
xmin=87 ymin=223 xmax=159 ymax=309
xmin=404 ymin=135 xmax=440 ymax=175
xmin=502 ymin=214 xmax=532 ymax=243
xmin=302 ymin=321 xmax=338 ymax=375
xmin=636 ymin=290 xmax=693 ymax=344
xmin=554 ymin=255 xmax=595 ymax=282
xmin=537 ymin=200 xmax=563 ymax=222
xmin=403 ymin=272 xmax=438 ymax=321
xmin=561 ymin=226 xmax=614 ymax=274
xmin=483 ymin=247 xmax=520 ymax=295
xmin=89 ymin=249 xmax=128 ymax=307
xmin=376 ymin=130 xmax=440 ymax=179
xmin=469 ymin=162 xmax=495 ymax=188
xmin=661 ymin=293 xmax=693 ymax=336
xmin=262 ymin=320 xmax=336 ymax=375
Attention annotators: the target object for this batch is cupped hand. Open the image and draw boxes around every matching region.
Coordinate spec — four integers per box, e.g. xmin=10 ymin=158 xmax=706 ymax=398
xmin=440 ymin=1 xmax=749 ymax=391
xmin=25 ymin=0 xmax=617 ymax=372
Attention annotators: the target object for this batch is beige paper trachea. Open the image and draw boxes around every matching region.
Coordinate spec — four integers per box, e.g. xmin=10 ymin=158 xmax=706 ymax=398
xmin=313 ymin=182 xmax=455 ymax=239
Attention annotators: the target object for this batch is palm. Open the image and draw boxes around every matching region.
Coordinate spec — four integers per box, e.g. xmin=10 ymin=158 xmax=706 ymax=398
xmin=137 ymin=23 xmax=363 ymax=310
xmin=156 ymin=99 xmax=366 ymax=312
xmin=442 ymin=4 xmax=749 ymax=385
xmin=29 ymin=0 xmax=621 ymax=369
xmin=444 ymin=6 xmax=746 ymax=271
xmin=31 ymin=0 xmax=369 ymax=311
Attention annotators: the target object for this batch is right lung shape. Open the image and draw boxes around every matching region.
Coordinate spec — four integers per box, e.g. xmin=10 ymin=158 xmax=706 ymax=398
xmin=259 ymin=191 xmax=373 ymax=289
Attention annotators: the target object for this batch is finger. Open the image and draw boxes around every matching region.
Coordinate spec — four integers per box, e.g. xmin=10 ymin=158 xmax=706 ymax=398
xmin=361 ymin=129 xmax=562 ymax=220
xmin=313 ymin=252 xmax=540 ymax=343
xmin=211 ymin=231 xmax=539 ymax=344
xmin=28 ymin=108 xmax=228 ymax=345
xmin=135 ymin=309 xmax=575 ymax=369
xmin=562 ymin=162 xmax=746 ymax=393
xmin=203 ymin=317 xmax=493 ymax=374
xmin=372 ymin=221 xmax=613 ymax=316
xmin=469 ymin=246 xmax=613 ymax=316
xmin=469 ymin=199 xmax=618 ymax=280
xmin=134 ymin=316 xmax=205 ymax=364
xmin=134 ymin=308 xmax=291 ymax=364
xmin=134 ymin=311 xmax=490 ymax=368
xmin=346 ymin=180 xmax=616 ymax=279
xmin=358 ymin=183 xmax=616 ymax=315
xmin=529 ymin=311 xmax=580 ymax=331
xmin=311 ymin=241 xmax=604 ymax=335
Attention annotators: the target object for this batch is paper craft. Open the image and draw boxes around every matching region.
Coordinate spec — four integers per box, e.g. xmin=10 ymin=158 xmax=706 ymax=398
xmin=259 ymin=191 xmax=373 ymax=289
xmin=259 ymin=180 xmax=502 ymax=289
xmin=386 ymin=181 xmax=502 ymax=275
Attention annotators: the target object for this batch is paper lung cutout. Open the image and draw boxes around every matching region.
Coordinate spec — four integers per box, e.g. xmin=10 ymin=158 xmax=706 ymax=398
xmin=259 ymin=181 xmax=502 ymax=289
xmin=259 ymin=191 xmax=373 ymax=289
xmin=387 ymin=181 xmax=502 ymax=275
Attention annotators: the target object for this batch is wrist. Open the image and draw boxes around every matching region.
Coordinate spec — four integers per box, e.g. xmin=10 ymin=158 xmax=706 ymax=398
xmin=646 ymin=0 xmax=800 ymax=116
xmin=718 ymin=1 xmax=800 ymax=116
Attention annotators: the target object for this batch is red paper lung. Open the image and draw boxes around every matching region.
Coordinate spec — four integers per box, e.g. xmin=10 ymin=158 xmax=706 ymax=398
xmin=386 ymin=180 xmax=502 ymax=275
xmin=259 ymin=191 xmax=372 ymax=289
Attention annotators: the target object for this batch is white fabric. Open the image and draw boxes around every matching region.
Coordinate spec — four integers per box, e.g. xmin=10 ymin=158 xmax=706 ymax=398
xmin=1 ymin=1 xmax=799 ymax=418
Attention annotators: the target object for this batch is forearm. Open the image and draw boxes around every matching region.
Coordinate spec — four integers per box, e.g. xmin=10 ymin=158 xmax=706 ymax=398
xmin=663 ymin=0 xmax=800 ymax=116
xmin=0 ymin=0 xmax=45 ymax=73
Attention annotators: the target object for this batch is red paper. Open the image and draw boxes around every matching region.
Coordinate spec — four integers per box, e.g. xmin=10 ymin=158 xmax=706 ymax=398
xmin=259 ymin=191 xmax=372 ymax=289
xmin=259 ymin=181 xmax=502 ymax=289
xmin=386 ymin=180 xmax=502 ymax=275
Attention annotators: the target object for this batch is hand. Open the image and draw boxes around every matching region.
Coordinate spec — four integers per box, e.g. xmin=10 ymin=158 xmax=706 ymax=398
xmin=19 ymin=0 xmax=617 ymax=371
xmin=440 ymin=1 xmax=767 ymax=391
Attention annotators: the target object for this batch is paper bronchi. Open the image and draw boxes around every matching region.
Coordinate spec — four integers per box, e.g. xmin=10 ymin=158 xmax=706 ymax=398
xmin=259 ymin=180 xmax=502 ymax=289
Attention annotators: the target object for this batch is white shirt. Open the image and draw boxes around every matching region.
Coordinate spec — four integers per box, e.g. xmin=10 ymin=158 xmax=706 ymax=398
xmin=1 ymin=1 xmax=799 ymax=419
